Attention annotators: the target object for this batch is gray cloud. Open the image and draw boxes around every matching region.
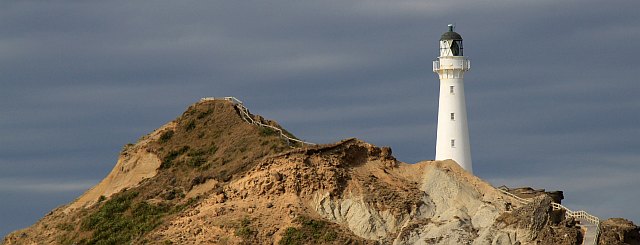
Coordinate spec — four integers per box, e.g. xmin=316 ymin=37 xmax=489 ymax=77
xmin=1 ymin=0 xmax=639 ymax=237
xmin=0 ymin=178 xmax=95 ymax=193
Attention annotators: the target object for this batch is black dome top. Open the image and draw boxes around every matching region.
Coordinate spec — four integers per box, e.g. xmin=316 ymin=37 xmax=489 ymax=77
xmin=440 ymin=31 xmax=462 ymax=41
xmin=440 ymin=24 xmax=462 ymax=40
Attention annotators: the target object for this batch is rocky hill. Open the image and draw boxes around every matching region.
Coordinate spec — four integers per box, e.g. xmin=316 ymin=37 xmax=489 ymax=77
xmin=4 ymin=98 xmax=639 ymax=245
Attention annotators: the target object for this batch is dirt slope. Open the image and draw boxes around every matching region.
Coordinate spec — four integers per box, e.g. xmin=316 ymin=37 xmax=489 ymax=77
xmin=4 ymin=99 xmax=639 ymax=245
xmin=67 ymin=121 xmax=173 ymax=211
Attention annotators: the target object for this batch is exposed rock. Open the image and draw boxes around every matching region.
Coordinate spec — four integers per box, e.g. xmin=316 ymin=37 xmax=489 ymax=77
xmin=499 ymin=186 xmax=564 ymax=204
xmin=599 ymin=218 xmax=640 ymax=245
xmin=536 ymin=218 xmax=582 ymax=245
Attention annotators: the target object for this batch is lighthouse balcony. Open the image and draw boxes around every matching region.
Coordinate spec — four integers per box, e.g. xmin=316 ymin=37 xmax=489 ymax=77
xmin=433 ymin=59 xmax=470 ymax=72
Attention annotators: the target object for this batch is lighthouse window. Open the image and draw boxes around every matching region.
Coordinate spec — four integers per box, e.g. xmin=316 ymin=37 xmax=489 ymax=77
xmin=451 ymin=41 xmax=460 ymax=56
xmin=450 ymin=113 xmax=455 ymax=120
xmin=450 ymin=86 xmax=455 ymax=94
xmin=450 ymin=40 xmax=463 ymax=56
xmin=451 ymin=139 xmax=456 ymax=147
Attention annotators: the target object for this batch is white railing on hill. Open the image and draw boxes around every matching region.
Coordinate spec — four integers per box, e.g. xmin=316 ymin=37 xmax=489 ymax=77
xmin=551 ymin=203 xmax=601 ymax=245
xmin=497 ymin=186 xmax=530 ymax=205
xmin=496 ymin=187 xmax=601 ymax=245
xmin=200 ymin=97 xmax=316 ymax=146
xmin=551 ymin=203 xmax=600 ymax=225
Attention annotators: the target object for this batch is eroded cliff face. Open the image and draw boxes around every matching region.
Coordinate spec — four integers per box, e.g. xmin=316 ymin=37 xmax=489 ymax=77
xmin=599 ymin=218 xmax=640 ymax=245
xmin=66 ymin=121 xmax=173 ymax=211
xmin=4 ymin=99 xmax=638 ymax=245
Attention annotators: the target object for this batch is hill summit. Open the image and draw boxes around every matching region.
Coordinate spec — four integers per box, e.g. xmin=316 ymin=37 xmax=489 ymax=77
xmin=4 ymin=98 xmax=639 ymax=245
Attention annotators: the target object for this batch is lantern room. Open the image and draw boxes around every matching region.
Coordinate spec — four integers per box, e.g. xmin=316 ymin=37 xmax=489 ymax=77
xmin=439 ymin=24 xmax=463 ymax=57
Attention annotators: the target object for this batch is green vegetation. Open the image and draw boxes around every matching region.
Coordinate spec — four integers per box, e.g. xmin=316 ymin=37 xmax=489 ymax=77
xmin=80 ymin=191 xmax=172 ymax=245
xmin=279 ymin=217 xmax=338 ymax=245
xmin=235 ymin=217 xmax=256 ymax=239
xmin=162 ymin=188 xmax=185 ymax=200
xmin=271 ymin=143 xmax=281 ymax=151
xmin=281 ymin=128 xmax=299 ymax=140
xmin=187 ymin=149 xmax=207 ymax=167
xmin=189 ymin=175 xmax=208 ymax=189
xmin=188 ymin=156 xmax=206 ymax=167
xmin=239 ymin=146 xmax=247 ymax=153
xmin=160 ymin=145 xmax=190 ymax=169
xmin=121 ymin=143 xmax=135 ymax=154
xmin=196 ymin=109 xmax=213 ymax=119
xmin=260 ymin=127 xmax=277 ymax=136
xmin=57 ymin=234 xmax=75 ymax=245
xmin=209 ymin=144 xmax=218 ymax=154
xmin=47 ymin=99 xmax=305 ymax=245
xmin=159 ymin=130 xmax=174 ymax=143
xmin=184 ymin=120 xmax=196 ymax=131
xmin=55 ymin=222 xmax=74 ymax=231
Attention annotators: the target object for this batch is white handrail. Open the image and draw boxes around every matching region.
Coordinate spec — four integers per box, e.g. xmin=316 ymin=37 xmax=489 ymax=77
xmin=551 ymin=203 xmax=600 ymax=224
xmin=551 ymin=203 xmax=600 ymax=245
xmin=496 ymin=187 xmax=601 ymax=245
xmin=497 ymin=186 xmax=530 ymax=205
xmin=200 ymin=97 xmax=316 ymax=146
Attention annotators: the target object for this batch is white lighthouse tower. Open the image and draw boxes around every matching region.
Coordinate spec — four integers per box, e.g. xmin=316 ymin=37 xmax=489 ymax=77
xmin=433 ymin=24 xmax=473 ymax=173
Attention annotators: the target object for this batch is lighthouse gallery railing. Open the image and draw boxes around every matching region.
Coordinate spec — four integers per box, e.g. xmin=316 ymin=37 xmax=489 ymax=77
xmin=433 ymin=59 xmax=470 ymax=72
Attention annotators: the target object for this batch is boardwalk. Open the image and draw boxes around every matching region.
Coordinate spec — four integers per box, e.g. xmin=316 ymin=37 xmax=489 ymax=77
xmin=579 ymin=217 xmax=599 ymax=245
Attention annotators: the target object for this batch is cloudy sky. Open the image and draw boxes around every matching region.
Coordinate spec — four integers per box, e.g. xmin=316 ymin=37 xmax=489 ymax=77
xmin=1 ymin=0 xmax=639 ymax=237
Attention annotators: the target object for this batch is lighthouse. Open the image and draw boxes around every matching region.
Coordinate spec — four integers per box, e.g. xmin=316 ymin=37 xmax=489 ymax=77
xmin=433 ymin=24 xmax=473 ymax=173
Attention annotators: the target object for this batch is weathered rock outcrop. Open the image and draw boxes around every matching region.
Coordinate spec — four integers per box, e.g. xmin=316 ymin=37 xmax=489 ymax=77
xmin=599 ymin=218 xmax=640 ymax=245
xmin=500 ymin=186 xmax=564 ymax=204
